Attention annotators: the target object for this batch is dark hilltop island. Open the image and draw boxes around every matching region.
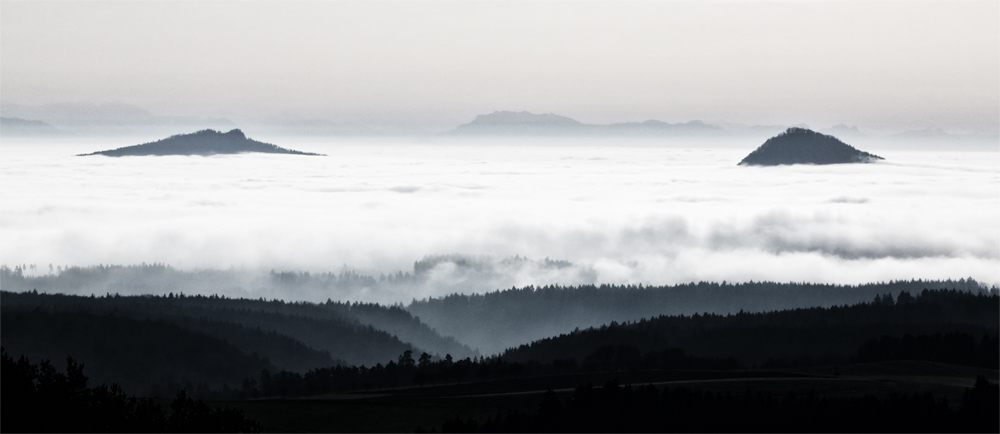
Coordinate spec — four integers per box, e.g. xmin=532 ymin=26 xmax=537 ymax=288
xmin=739 ymin=127 xmax=883 ymax=166
xmin=78 ymin=129 xmax=323 ymax=157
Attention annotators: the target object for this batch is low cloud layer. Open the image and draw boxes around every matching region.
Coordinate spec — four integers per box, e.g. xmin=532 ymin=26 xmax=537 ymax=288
xmin=1 ymin=138 xmax=997 ymax=303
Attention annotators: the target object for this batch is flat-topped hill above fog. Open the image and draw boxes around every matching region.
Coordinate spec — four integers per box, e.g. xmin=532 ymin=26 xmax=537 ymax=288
xmin=739 ymin=127 xmax=883 ymax=166
xmin=465 ymin=111 xmax=584 ymax=128
xmin=78 ymin=128 xmax=323 ymax=156
xmin=451 ymin=110 xmax=723 ymax=136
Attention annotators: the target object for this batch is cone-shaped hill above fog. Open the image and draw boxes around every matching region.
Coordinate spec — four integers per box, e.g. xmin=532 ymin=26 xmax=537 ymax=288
xmin=78 ymin=129 xmax=323 ymax=156
xmin=739 ymin=127 xmax=883 ymax=166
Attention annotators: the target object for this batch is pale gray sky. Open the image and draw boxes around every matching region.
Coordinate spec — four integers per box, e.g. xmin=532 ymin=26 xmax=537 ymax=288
xmin=2 ymin=1 xmax=997 ymax=133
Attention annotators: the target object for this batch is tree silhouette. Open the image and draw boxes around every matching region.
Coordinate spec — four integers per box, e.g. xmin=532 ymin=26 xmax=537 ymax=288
xmin=0 ymin=347 xmax=262 ymax=432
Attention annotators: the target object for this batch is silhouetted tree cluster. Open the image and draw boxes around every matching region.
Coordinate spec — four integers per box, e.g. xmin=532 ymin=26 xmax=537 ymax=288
xmin=854 ymin=332 xmax=999 ymax=369
xmin=0 ymin=348 xmax=262 ymax=432
xmin=579 ymin=346 xmax=737 ymax=372
xmin=434 ymin=377 xmax=998 ymax=433
xmin=246 ymin=346 xmax=736 ymax=399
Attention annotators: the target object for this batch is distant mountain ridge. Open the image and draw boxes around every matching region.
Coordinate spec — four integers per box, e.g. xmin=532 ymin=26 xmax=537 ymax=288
xmin=739 ymin=127 xmax=883 ymax=166
xmin=820 ymin=124 xmax=864 ymax=138
xmin=466 ymin=111 xmax=583 ymax=127
xmin=79 ymin=128 xmax=323 ymax=156
xmin=1 ymin=102 xmax=233 ymax=128
xmin=450 ymin=110 xmax=724 ymax=136
xmin=0 ymin=117 xmax=65 ymax=137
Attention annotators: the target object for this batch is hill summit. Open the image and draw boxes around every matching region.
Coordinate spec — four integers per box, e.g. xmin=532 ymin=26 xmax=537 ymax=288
xmin=739 ymin=127 xmax=883 ymax=166
xmin=79 ymin=129 xmax=323 ymax=157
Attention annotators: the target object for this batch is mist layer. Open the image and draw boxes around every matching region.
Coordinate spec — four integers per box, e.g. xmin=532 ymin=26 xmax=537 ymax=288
xmin=1 ymin=137 xmax=997 ymax=303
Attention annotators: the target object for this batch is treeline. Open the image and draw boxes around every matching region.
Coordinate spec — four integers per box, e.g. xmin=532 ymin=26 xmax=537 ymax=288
xmin=409 ymin=279 xmax=992 ymax=354
xmin=1 ymin=262 xmax=424 ymax=303
xmin=221 ymin=329 xmax=996 ymax=401
xmin=432 ymin=378 xmax=999 ymax=433
xmin=4 ymin=286 xmax=995 ymax=402
xmin=1 ymin=289 xmax=473 ymax=361
xmin=0 ymin=348 xmax=262 ymax=433
xmin=6 ymin=289 xmax=993 ymax=399
xmin=245 ymin=347 xmax=738 ymax=399
xmin=501 ymin=289 xmax=999 ymax=367
xmin=5 ymin=263 xmax=992 ymax=357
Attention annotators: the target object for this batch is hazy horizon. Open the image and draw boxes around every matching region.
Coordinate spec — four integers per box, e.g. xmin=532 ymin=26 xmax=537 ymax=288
xmin=2 ymin=1 xmax=998 ymax=136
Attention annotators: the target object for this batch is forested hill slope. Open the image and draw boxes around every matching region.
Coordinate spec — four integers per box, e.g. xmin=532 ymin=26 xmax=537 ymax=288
xmin=0 ymin=277 xmax=474 ymax=360
xmin=1 ymin=310 xmax=279 ymax=396
xmin=406 ymin=279 xmax=990 ymax=355
xmin=501 ymin=289 xmax=999 ymax=366
xmin=1 ymin=291 xmax=476 ymax=397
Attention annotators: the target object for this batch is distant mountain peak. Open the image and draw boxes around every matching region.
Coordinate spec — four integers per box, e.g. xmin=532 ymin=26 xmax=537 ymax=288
xmin=823 ymin=124 xmax=863 ymax=134
xmin=739 ymin=128 xmax=883 ymax=166
xmin=0 ymin=116 xmax=65 ymax=137
xmin=78 ymin=128 xmax=323 ymax=157
xmin=451 ymin=111 xmax=723 ymax=136
xmin=468 ymin=111 xmax=582 ymax=126
xmin=892 ymin=127 xmax=950 ymax=139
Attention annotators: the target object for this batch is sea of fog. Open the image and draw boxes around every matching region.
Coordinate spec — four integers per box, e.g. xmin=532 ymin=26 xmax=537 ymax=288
xmin=1 ymin=136 xmax=998 ymax=303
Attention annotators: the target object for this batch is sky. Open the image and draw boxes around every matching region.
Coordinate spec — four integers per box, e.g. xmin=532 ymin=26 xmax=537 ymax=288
xmin=2 ymin=1 xmax=998 ymax=134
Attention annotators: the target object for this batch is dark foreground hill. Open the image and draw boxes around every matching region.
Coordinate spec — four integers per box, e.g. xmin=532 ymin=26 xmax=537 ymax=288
xmin=2 ymin=289 xmax=998 ymax=432
xmin=1 ymin=310 xmax=279 ymax=395
xmin=180 ymin=289 xmax=997 ymax=405
xmin=0 ymin=290 xmax=475 ymax=397
xmin=501 ymin=289 xmax=999 ymax=367
xmin=1 ymin=349 xmax=264 ymax=432
xmin=78 ymin=129 xmax=322 ymax=156
xmin=407 ymin=279 xmax=989 ymax=355
xmin=739 ymin=127 xmax=883 ymax=165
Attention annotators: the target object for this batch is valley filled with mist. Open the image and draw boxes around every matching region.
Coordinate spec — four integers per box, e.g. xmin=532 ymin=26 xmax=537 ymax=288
xmin=2 ymin=134 xmax=998 ymax=432
xmin=3 ymin=137 xmax=997 ymax=302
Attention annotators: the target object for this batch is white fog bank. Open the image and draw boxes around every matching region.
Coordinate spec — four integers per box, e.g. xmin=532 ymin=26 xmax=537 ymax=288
xmin=1 ymin=137 xmax=997 ymax=303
